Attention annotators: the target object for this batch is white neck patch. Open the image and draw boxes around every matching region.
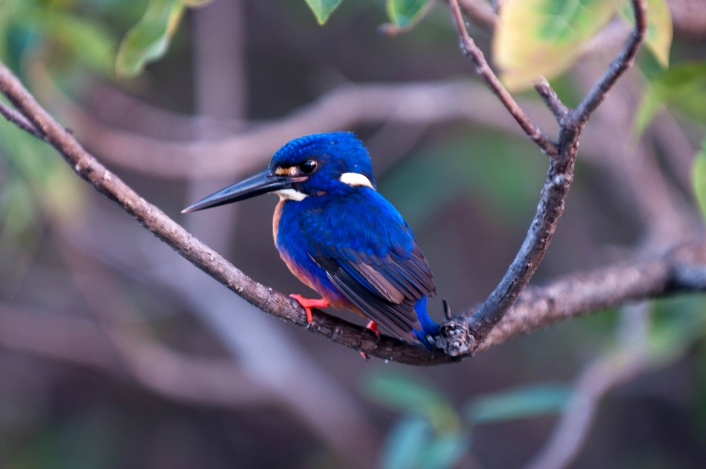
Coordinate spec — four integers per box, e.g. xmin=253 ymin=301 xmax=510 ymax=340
xmin=340 ymin=172 xmax=375 ymax=190
xmin=275 ymin=189 xmax=307 ymax=201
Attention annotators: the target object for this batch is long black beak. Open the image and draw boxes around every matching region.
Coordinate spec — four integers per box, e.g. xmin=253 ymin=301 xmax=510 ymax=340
xmin=182 ymin=169 xmax=303 ymax=213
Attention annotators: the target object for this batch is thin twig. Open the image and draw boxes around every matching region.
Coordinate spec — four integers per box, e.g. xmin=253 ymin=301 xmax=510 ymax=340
xmin=0 ymin=99 xmax=44 ymax=138
xmin=574 ymin=0 xmax=648 ymax=128
xmin=534 ymin=78 xmax=569 ymax=123
xmin=457 ymin=0 xmax=497 ymax=29
xmin=447 ymin=0 xmax=558 ymax=156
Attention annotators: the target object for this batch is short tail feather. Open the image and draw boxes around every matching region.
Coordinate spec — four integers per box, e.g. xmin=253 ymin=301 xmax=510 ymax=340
xmin=412 ymin=296 xmax=439 ymax=349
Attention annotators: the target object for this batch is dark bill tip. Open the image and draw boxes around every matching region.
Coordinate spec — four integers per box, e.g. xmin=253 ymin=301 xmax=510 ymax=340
xmin=182 ymin=169 xmax=299 ymax=214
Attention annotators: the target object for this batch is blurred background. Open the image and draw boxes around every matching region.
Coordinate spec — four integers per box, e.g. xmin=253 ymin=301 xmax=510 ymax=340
xmin=1 ymin=0 xmax=706 ymax=467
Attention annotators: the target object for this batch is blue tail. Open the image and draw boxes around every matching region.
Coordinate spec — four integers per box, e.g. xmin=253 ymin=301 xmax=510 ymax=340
xmin=412 ymin=296 xmax=439 ymax=349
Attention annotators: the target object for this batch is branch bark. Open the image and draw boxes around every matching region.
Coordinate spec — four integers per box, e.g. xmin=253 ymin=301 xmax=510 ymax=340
xmin=437 ymin=0 xmax=648 ymax=355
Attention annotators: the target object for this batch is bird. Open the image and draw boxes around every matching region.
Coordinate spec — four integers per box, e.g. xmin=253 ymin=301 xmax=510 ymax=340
xmin=183 ymin=131 xmax=438 ymax=348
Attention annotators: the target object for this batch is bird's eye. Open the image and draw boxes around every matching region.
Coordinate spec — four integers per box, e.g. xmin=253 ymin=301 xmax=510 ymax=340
xmin=300 ymin=160 xmax=318 ymax=174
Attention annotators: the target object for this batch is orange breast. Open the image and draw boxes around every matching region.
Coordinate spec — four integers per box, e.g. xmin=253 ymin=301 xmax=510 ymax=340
xmin=272 ymin=199 xmax=285 ymax=247
xmin=271 ymin=199 xmax=366 ymax=318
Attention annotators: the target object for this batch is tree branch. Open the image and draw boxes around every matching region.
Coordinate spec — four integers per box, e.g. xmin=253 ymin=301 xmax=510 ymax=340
xmin=437 ymin=0 xmax=648 ymax=355
xmin=0 ymin=0 xmax=662 ymax=365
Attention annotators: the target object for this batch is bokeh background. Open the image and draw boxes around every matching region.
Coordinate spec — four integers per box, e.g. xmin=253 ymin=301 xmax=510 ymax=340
xmin=1 ymin=0 xmax=706 ymax=468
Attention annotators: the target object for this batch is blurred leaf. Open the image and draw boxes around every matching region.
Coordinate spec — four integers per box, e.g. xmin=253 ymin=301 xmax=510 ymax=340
xmin=633 ymin=62 xmax=706 ymax=136
xmin=9 ymin=413 xmax=116 ymax=469
xmin=115 ymin=0 xmax=185 ymax=77
xmin=619 ymin=0 xmax=672 ymax=68
xmin=0 ymin=177 xmax=37 ymax=243
xmin=380 ymin=133 xmax=545 ymax=228
xmin=387 ymin=0 xmax=430 ymax=27
xmin=494 ymin=0 xmax=618 ymax=90
xmin=381 ymin=415 xmax=431 ymax=469
xmin=649 ymin=296 xmax=706 ymax=366
xmin=179 ymin=0 xmax=213 ymax=6
xmin=304 ymin=0 xmax=343 ymax=25
xmin=19 ymin=7 xmax=116 ymax=76
xmin=465 ymin=384 xmax=572 ymax=425
xmin=420 ymin=432 xmax=469 ymax=469
xmin=364 ymin=371 xmax=459 ymax=432
xmin=0 ymin=112 xmax=84 ymax=223
xmin=693 ymin=136 xmax=706 ymax=222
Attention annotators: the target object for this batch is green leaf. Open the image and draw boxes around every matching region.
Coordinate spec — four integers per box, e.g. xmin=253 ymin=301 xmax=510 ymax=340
xmin=115 ymin=0 xmax=185 ymax=78
xmin=363 ymin=372 xmax=459 ymax=432
xmin=620 ymin=0 xmax=672 ymax=68
xmin=179 ymin=0 xmax=213 ymax=6
xmin=304 ymin=0 xmax=343 ymax=25
xmin=420 ymin=433 xmax=469 ymax=469
xmin=633 ymin=62 xmax=706 ymax=136
xmin=387 ymin=0 xmax=430 ymax=28
xmin=15 ymin=7 xmax=116 ymax=76
xmin=493 ymin=0 xmax=619 ymax=90
xmin=649 ymin=296 xmax=706 ymax=365
xmin=381 ymin=416 xmax=431 ymax=469
xmin=465 ymin=384 xmax=572 ymax=425
xmin=692 ymin=136 xmax=706 ymax=223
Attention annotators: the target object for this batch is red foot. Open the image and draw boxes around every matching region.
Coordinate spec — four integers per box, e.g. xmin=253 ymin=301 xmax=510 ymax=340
xmin=359 ymin=351 xmax=371 ymax=361
xmin=365 ymin=321 xmax=380 ymax=340
xmin=289 ymin=294 xmax=330 ymax=323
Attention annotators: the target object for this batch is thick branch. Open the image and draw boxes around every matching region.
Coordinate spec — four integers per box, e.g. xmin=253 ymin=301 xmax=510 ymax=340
xmin=437 ymin=0 xmax=648 ymax=355
xmin=0 ymin=62 xmax=438 ymax=364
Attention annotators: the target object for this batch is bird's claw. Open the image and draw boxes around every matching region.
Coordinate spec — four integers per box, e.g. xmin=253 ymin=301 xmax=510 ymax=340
xmin=365 ymin=321 xmax=380 ymax=342
xmin=289 ymin=294 xmax=330 ymax=323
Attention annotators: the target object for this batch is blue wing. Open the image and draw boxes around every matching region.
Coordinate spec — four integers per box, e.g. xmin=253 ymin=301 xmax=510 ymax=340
xmin=303 ymin=189 xmax=436 ymax=341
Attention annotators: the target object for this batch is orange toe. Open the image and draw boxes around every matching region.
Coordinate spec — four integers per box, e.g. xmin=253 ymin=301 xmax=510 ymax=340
xmin=289 ymin=294 xmax=331 ymax=323
xmin=365 ymin=321 xmax=380 ymax=340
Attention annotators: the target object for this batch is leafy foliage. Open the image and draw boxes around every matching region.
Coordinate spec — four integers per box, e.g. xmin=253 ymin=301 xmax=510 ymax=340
xmin=493 ymin=0 xmax=618 ymax=90
xmin=387 ymin=0 xmax=431 ymax=28
xmin=634 ymin=62 xmax=706 ymax=136
xmin=493 ymin=0 xmax=673 ymax=90
xmin=465 ymin=385 xmax=572 ymax=425
xmin=115 ymin=0 xmax=185 ymax=77
xmin=304 ymin=0 xmax=344 ymax=25
xmin=364 ymin=372 xmax=575 ymax=468
xmin=691 ymin=137 xmax=706 ymax=224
